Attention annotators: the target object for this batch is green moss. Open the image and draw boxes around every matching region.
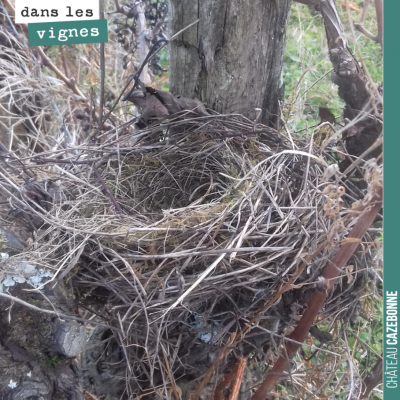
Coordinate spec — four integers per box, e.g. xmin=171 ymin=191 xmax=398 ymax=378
xmin=46 ymin=354 xmax=63 ymax=367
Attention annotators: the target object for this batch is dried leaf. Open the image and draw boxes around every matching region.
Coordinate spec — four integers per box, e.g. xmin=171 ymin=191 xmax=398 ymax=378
xmin=341 ymin=1 xmax=360 ymax=12
xmin=124 ymin=85 xmax=209 ymax=123
xmin=345 ymin=264 xmax=354 ymax=284
xmin=142 ymin=92 xmax=169 ymax=120
xmin=86 ymin=70 xmax=99 ymax=85
xmin=319 ymin=106 xmax=336 ymax=124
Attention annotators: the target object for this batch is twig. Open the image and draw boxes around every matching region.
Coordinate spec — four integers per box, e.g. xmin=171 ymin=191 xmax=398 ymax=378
xmin=89 ymin=38 xmax=168 ymax=142
xmin=359 ymin=0 xmax=371 ymax=25
xmin=354 ymin=0 xmax=383 ymax=49
xmin=88 ymin=16 xmax=199 ymax=141
xmin=192 ymin=241 xmax=327 ymax=400
xmin=2 ymin=0 xmax=86 ymax=99
xmin=92 ymin=165 xmax=123 ymax=213
xmin=340 ymin=135 xmax=382 ymax=178
xmin=161 ymin=344 xmax=180 ymax=400
xmin=0 ymin=292 xmax=117 ymax=330
xmin=114 ymin=0 xmax=151 ymax=81
xmin=84 ymin=391 xmax=102 ymax=400
xmin=2 ymin=0 xmax=117 ymax=136
xmin=213 ymin=357 xmax=247 ymax=400
xmin=133 ymin=1 xmax=150 ymax=83
xmin=60 ymin=46 xmax=70 ymax=78
xmin=251 ymin=184 xmax=383 ymax=399
xmin=374 ymin=0 xmax=383 ymax=48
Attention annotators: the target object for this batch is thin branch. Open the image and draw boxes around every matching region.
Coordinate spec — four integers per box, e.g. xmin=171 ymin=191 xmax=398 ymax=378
xmin=2 ymin=0 xmax=118 ymax=138
xmin=0 ymin=291 xmax=117 ymax=330
xmin=88 ymin=33 xmax=174 ymax=142
xmin=114 ymin=0 xmax=150 ymax=82
xmin=340 ymin=135 xmax=383 ymax=178
xmin=359 ymin=0 xmax=371 ymax=25
xmin=192 ymin=241 xmax=327 ymax=400
xmin=354 ymin=0 xmax=383 ymax=49
xmin=213 ymin=357 xmax=247 ymax=400
xmin=251 ymin=184 xmax=383 ymax=399
xmin=92 ymin=165 xmax=123 ymax=214
xmin=3 ymin=0 xmax=87 ymax=99
xmin=374 ymin=0 xmax=383 ymax=47
xmin=133 ymin=1 xmax=150 ymax=83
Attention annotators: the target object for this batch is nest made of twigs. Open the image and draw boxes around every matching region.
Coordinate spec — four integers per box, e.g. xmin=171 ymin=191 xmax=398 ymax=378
xmin=0 ymin=111 xmax=379 ymax=398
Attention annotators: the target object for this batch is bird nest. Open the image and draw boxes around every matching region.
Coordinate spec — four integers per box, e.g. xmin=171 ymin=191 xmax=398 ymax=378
xmin=0 ymin=111 xmax=378 ymax=398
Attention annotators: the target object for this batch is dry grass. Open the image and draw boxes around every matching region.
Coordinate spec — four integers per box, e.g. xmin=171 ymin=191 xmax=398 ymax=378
xmin=0 ymin=2 xmax=383 ymax=399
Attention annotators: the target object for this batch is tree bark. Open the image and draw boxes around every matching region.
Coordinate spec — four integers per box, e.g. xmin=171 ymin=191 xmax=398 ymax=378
xmin=169 ymin=0 xmax=292 ymax=126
